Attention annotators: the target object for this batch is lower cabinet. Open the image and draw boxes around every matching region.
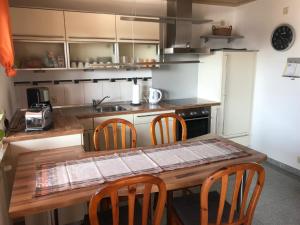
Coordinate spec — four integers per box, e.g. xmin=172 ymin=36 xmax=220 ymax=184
xmin=133 ymin=110 xmax=175 ymax=147
xmin=6 ymin=134 xmax=84 ymax=225
xmin=79 ymin=118 xmax=94 ymax=151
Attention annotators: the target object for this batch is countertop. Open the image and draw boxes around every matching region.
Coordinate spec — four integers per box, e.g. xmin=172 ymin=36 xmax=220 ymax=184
xmin=5 ymin=98 xmax=220 ymax=143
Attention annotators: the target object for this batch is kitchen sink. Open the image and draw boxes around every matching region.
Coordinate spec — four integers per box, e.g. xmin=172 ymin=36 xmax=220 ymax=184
xmin=95 ymin=105 xmax=127 ymax=112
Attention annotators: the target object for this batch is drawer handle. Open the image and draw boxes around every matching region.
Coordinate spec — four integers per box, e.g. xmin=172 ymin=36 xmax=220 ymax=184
xmin=119 ymin=38 xmax=159 ymax=42
xmin=137 ymin=113 xmax=167 ymax=118
xmin=68 ymin=36 xmax=116 ymax=40
xmin=13 ymin=34 xmax=65 ymax=38
xmin=185 ymin=117 xmax=209 ymax=122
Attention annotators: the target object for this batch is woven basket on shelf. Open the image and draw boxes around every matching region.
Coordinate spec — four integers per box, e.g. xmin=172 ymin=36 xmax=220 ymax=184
xmin=212 ymin=25 xmax=232 ymax=36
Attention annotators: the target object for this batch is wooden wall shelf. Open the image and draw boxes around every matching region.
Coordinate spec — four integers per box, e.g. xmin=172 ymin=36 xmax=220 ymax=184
xmin=201 ymin=34 xmax=244 ymax=43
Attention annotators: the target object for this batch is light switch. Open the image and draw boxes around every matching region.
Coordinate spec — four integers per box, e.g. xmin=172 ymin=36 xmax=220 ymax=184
xmin=283 ymin=7 xmax=289 ymax=15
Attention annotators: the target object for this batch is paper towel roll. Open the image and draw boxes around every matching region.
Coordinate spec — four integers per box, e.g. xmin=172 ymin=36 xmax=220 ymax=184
xmin=132 ymin=84 xmax=140 ymax=104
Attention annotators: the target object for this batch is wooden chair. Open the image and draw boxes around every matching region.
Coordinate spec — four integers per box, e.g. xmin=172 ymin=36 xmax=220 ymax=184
xmin=89 ymin=174 xmax=167 ymax=225
xmin=93 ymin=118 xmax=137 ymax=151
xmin=150 ymin=113 xmax=187 ymax=145
xmin=170 ymin=163 xmax=265 ymax=225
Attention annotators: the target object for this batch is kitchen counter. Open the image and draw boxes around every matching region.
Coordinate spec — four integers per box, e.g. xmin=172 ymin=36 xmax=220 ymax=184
xmin=5 ymin=110 xmax=84 ymax=143
xmin=5 ymin=98 xmax=220 ymax=143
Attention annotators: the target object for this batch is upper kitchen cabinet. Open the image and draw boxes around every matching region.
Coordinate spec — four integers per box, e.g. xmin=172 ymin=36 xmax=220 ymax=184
xmin=64 ymin=12 xmax=117 ymax=41
xmin=116 ymin=16 xmax=159 ymax=42
xmin=68 ymin=42 xmax=117 ymax=69
xmin=10 ymin=8 xmax=65 ymax=40
xmin=14 ymin=41 xmax=67 ymax=70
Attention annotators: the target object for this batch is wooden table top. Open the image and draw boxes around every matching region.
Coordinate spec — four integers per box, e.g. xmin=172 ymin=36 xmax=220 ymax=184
xmin=9 ymin=135 xmax=267 ymax=218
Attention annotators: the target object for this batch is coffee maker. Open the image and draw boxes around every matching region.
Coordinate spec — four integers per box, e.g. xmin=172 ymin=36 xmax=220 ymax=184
xmin=26 ymin=87 xmax=52 ymax=109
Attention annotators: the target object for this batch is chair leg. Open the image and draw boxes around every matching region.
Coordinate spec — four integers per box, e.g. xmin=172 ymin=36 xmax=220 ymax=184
xmin=167 ymin=191 xmax=173 ymax=225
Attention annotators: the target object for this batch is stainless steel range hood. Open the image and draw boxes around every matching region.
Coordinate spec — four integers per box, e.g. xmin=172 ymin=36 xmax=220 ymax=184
xmin=162 ymin=0 xmax=211 ymax=55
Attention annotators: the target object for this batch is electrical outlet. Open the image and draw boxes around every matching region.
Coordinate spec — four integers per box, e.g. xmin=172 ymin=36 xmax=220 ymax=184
xmin=298 ymin=156 xmax=300 ymax=164
xmin=283 ymin=7 xmax=289 ymax=15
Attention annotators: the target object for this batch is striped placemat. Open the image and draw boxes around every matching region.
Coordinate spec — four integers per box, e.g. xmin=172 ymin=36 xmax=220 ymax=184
xmin=35 ymin=138 xmax=249 ymax=196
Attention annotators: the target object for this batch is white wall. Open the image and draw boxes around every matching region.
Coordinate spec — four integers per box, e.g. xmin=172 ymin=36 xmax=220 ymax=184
xmin=0 ymin=67 xmax=16 ymax=120
xmin=192 ymin=4 xmax=237 ymax=49
xmin=234 ymin=0 xmax=300 ymax=170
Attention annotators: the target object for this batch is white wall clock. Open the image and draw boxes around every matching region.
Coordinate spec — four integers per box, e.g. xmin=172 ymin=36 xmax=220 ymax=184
xmin=271 ymin=24 xmax=295 ymax=51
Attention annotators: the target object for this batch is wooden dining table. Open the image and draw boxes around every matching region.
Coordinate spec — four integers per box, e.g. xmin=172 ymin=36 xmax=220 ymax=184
xmin=8 ymin=134 xmax=267 ymax=224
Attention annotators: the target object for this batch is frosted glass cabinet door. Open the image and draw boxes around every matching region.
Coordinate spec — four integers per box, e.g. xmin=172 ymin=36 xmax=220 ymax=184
xmin=65 ymin=12 xmax=116 ymax=41
xmin=116 ymin=15 xmax=159 ymax=42
xmin=10 ymin=8 xmax=65 ymax=40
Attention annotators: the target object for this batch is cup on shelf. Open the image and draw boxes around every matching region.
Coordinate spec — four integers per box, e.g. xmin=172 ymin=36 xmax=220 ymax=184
xmin=71 ymin=62 xmax=77 ymax=68
xmin=84 ymin=62 xmax=90 ymax=68
xmin=78 ymin=62 xmax=84 ymax=69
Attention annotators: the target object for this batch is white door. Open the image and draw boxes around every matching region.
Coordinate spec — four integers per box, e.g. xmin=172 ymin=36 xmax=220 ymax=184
xmin=10 ymin=8 xmax=65 ymax=40
xmin=64 ymin=12 xmax=116 ymax=41
xmin=222 ymin=52 xmax=256 ymax=137
xmin=116 ymin=15 xmax=159 ymax=42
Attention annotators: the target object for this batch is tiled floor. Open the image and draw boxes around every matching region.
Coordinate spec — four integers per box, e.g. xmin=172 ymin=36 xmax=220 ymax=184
xmin=252 ymin=163 xmax=300 ymax=225
xmin=166 ymin=162 xmax=300 ymax=225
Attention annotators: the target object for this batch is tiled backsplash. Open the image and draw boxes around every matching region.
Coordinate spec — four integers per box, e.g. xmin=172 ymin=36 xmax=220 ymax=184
xmin=13 ymin=69 xmax=153 ymax=109
xmin=14 ymin=79 xmax=152 ymax=109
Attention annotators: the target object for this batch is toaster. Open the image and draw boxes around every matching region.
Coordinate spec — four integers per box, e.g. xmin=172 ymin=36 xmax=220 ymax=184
xmin=25 ymin=104 xmax=53 ymax=132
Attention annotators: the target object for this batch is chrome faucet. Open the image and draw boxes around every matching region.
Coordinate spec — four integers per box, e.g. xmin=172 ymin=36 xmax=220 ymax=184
xmin=92 ymin=96 xmax=110 ymax=108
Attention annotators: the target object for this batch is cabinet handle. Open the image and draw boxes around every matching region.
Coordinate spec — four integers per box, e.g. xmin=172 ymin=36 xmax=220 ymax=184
xmin=184 ymin=117 xmax=209 ymax=122
xmin=13 ymin=34 xmax=65 ymax=38
xmin=137 ymin=113 xmax=165 ymax=118
xmin=68 ymin=36 xmax=116 ymax=40
xmin=119 ymin=38 xmax=159 ymax=42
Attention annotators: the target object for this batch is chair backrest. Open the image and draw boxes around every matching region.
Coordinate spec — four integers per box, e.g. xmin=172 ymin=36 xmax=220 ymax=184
xmin=89 ymin=174 xmax=167 ymax=225
xmin=200 ymin=163 xmax=265 ymax=225
xmin=93 ymin=118 xmax=137 ymax=151
xmin=150 ymin=113 xmax=187 ymax=145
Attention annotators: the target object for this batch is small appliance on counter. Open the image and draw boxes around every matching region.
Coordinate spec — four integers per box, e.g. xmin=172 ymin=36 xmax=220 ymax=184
xmin=25 ymin=104 xmax=53 ymax=132
xmin=149 ymin=88 xmax=162 ymax=104
xmin=27 ymin=87 xmax=52 ymax=110
xmin=131 ymin=78 xmax=141 ymax=106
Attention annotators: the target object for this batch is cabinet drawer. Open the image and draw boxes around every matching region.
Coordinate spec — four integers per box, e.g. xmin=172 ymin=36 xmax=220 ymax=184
xmin=93 ymin=114 xmax=134 ymax=128
xmin=133 ymin=110 xmax=174 ymax=125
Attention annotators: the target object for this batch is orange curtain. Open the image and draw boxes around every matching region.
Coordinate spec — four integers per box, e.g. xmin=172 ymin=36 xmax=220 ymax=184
xmin=0 ymin=0 xmax=16 ymax=77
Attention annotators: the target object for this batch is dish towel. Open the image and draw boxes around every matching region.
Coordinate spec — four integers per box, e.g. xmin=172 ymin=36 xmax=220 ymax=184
xmin=0 ymin=0 xmax=16 ymax=77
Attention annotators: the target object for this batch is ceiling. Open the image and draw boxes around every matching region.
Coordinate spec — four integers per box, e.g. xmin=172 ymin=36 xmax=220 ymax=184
xmin=9 ymin=0 xmax=256 ymax=16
